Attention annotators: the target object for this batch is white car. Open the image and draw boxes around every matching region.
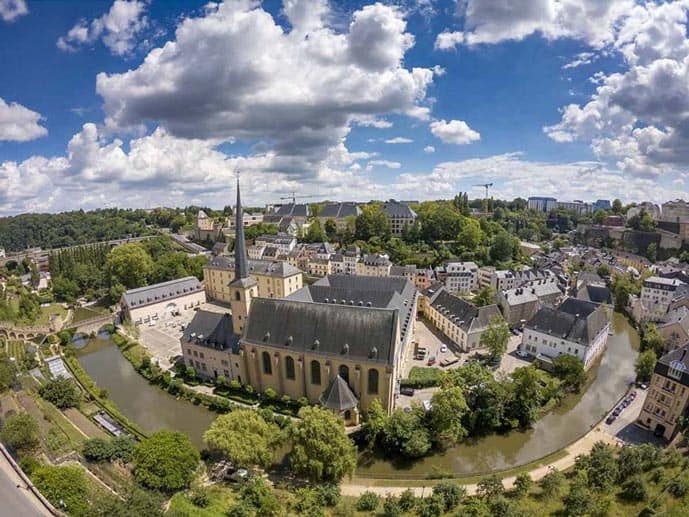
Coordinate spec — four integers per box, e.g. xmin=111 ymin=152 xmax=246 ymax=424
xmin=516 ymin=349 xmax=528 ymax=358
xmin=440 ymin=344 xmax=448 ymax=353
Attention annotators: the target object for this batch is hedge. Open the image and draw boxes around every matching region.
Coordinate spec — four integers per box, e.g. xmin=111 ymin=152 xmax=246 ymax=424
xmin=400 ymin=366 xmax=442 ymax=389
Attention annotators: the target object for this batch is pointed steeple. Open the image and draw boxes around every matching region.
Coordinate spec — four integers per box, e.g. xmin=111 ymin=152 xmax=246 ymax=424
xmin=233 ymin=177 xmax=249 ymax=280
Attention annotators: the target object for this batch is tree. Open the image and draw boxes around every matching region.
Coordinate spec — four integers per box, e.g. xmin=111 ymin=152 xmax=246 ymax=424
xmin=428 ymin=386 xmax=468 ymax=444
xmin=621 ymin=474 xmax=649 ymax=502
xmin=432 ymin=482 xmax=465 ymax=511
xmin=289 ymin=406 xmax=357 ymax=482
xmin=635 ymin=349 xmax=657 ymax=383
xmin=586 ymin=441 xmax=618 ymax=492
xmin=0 ymin=356 xmax=16 ymax=392
xmin=612 ymin=199 xmax=623 ymax=214
xmin=355 ymin=205 xmax=391 ymax=242
xmin=304 ymin=219 xmax=327 ymax=243
xmin=133 ymin=431 xmax=200 ymax=492
xmin=480 ymin=316 xmax=510 ymax=360
xmin=538 ymin=468 xmax=564 ymax=496
xmin=473 ymin=286 xmax=495 ymax=307
xmin=457 ymin=219 xmax=485 ymax=250
xmin=105 ymin=243 xmax=154 ymax=289
xmin=324 ymin=219 xmax=338 ymax=240
xmin=552 ymin=355 xmax=586 ymax=392
xmin=361 ymin=398 xmax=387 ymax=445
xmin=593 ymin=210 xmax=607 ymax=224
xmin=563 ymin=473 xmax=594 ymax=516
xmin=203 ymin=410 xmax=280 ymax=467
xmin=489 ymin=232 xmax=515 ymax=263
xmin=83 ymin=438 xmax=115 ymax=462
xmin=356 ymin=491 xmax=380 ymax=512
xmin=596 ymin=264 xmax=610 ymax=277
xmin=508 ymin=366 xmax=546 ymax=427
xmin=32 ymin=465 xmax=90 ymax=517
xmin=39 ymin=377 xmax=81 ymax=409
xmin=382 ymin=407 xmax=431 ymax=459
xmin=0 ymin=412 xmax=39 ymax=452
xmin=641 ymin=324 xmax=664 ymax=355
xmin=512 ymin=472 xmax=532 ymax=497
xmin=477 ymin=474 xmax=504 ymax=498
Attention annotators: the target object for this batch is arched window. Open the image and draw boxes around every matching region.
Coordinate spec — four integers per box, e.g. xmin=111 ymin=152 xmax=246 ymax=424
xmin=262 ymin=351 xmax=272 ymax=375
xmin=367 ymin=369 xmax=379 ymax=395
xmin=285 ymin=356 xmax=295 ymax=380
xmin=311 ymin=360 xmax=321 ymax=385
xmin=339 ymin=364 xmax=349 ymax=385
xmin=235 ymin=291 xmax=241 ymax=301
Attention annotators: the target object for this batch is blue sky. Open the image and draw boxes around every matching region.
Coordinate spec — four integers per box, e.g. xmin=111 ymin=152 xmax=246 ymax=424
xmin=1 ymin=0 xmax=688 ymax=214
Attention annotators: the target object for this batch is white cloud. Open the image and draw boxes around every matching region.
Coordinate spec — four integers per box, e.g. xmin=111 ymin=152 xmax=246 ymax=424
xmin=57 ymin=0 xmax=149 ymax=56
xmin=445 ymin=0 xmax=634 ymax=48
xmin=95 ymin=0 xmax=437 ymax=177
xmin=0 ymin=0 xmax=27 ymax=22
xmin=424 ymin=145 xmax=435 ymax=153
xmin=366 ymin=159 xmax=402 ymax=170
xmin=562 ymin=51 xmax=595 ymax=69
xmin=435 ymin=30 xmax=464 ymax=50
xmin=545 ymin=1 xmax=689 ymax=178
xmin=430 ymin=119 xmax=480 ymax=144
xmin=385 ymin=137 xmax=413 ymax=144
xmin=0 ymin=97 xmax=47 ymax=142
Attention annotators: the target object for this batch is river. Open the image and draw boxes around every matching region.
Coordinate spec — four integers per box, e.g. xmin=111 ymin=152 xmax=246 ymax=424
xmin=78 ymin=313 xmax=638 ymax=477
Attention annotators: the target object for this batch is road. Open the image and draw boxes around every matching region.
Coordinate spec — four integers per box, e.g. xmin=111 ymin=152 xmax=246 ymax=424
xmin=0 ymin=450 xmax=51 ymax=516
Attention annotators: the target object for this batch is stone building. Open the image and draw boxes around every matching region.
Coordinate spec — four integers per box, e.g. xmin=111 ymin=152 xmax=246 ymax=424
xmin=497 ymin=277 xmax=563 ymax=328
xmin=382 ymin=200 xmax=417 ymax=236
xmin=637 ymin=344 xmax=689 ymax=441
xmin=120 ymin=276 xmax=206 ymax=325
xmin=356 ymin=253 xmax=392 ymax=277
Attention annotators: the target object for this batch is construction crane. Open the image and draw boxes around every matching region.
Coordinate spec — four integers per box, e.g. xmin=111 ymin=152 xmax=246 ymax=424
xmin=473 ymin=183 xmax=493 ymax=216
xmin=279 ymin=192 xmax=319 ymax=205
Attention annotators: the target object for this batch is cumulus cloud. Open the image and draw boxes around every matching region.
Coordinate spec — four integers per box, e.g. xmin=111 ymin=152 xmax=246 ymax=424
xmin=366 ymin=159 xmax=402 ymax=170
xmin=430 ymin=119 xmax=480 ymax=144
xmin=442 ymin=0 xmax=633 ymax=48
xmin=0 ymin=97 xmax=47 ymax=142
xmin=95 ymin=0 xmax=436 ymax=178
xmin=435 ymin=30 xmax=464 ymax=50
xmin=57 ymin=0 xmax=149 ymax=56
xmin=545 ymin=1 xmax=689 ymax=177
xmin=385 ymin=137 xmax=413 ymax=144
xmin=424 ymin=145 xmax=435 ymax=153
xmin=0 ymin=0 xmax=27 ymax=22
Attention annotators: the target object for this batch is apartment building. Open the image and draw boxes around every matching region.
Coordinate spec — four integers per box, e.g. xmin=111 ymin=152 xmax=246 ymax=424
xmin=639 ymin=276 xmax=686 ymax=322
xmin=356 ymin=253 xmax=392 ymax=277
xmin=121 ymin=277 xmax=206 ymax=325
xmin=637 ymin=344 xmax=689 ymax=441
xmin=382 ymin=200 xmax=417 ymax=236
xmin=443 ymin=261 xmax=479 ymax=295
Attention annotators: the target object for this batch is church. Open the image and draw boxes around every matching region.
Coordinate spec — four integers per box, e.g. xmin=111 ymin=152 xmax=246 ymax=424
xmin=181 ymin=181 xmax=417 ymax=423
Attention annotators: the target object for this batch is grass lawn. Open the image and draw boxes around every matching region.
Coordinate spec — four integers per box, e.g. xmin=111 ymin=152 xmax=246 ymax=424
xmin=71 ymin=306 xmax=104 ymax=324
xmin=7 ymin=299 xmax=67 ymax=326
xmin=6 ymin=340 xmax=26 ymax=360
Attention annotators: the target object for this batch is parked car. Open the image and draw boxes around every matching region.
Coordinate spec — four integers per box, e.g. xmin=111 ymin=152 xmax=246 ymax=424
xmin=606 ymin=414 xmax=617 ymax=425
xmin=230 ymin=468 xmax=249 ymax=483
xmin=630 ymin=390 xmax=637 ymax=399
xmin=440 ymin=344 xmax=448 ymax=353
xmin=511 ymin=328 xmax=520 ymax=336
xmin=427 ymin=356 xmax=436 ymax=366
xmin=640 ymin=383 xmax=648 ymax=390
xmin=516 ymin=349 xmax=528 ymax=358
xmin=400 ymin=386 xmax=415 ymax=396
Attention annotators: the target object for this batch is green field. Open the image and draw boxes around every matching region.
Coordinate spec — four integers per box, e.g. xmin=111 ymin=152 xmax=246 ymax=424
xmin=6 ymin=340 xmax=26 ymax=360
xmin=71 ymin=307 xmax=104 ymax=324
xmin=7 ymin=299 xmax=67 ymax=326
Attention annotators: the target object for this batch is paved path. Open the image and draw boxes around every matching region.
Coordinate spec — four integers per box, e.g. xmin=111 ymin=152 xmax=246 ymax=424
xmin=342 ymin=427 xmax=618 ymax=497
xmin=0 ymin=450 xmax=52 ymax=516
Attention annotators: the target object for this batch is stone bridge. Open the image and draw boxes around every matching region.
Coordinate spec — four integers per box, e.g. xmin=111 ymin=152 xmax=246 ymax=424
xmin=0 ymin=321 xmax=53 ymax=340
xmin=71 ymin=314 xmax=115 ymax=335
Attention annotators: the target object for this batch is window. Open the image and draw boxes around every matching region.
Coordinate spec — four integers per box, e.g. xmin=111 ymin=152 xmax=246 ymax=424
xmin=285 ymin=356 xmax=295 ymax=380
xmin=339 ymin=365 xmax=349 ymax=384
xmin=235 ymin=291 xmax=241 ymax=301
xmin=262 ymin=351 xmax=272 ymax=375
xmin=368 ymin=369 xmax=379 ymax=394
xmin=311 ymin=360 xmax=321 ymax=385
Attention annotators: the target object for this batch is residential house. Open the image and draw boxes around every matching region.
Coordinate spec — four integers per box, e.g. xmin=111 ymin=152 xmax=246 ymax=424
xmin=356 ymin=253 xmax=392 ymax=277
xmin=497 ymin=277 xmax=563 ymax=328
xmin=382 ymin=200 xmax=417 ymax=237
xmin=657 ymin=307 xmax=689 ymax=353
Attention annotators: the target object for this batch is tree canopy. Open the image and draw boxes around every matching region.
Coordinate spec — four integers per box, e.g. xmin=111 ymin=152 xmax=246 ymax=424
xmin=133 ymin=431 xmax=200 ymax=492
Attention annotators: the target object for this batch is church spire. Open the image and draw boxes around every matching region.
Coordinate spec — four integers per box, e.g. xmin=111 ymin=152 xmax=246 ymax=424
xmin=234 ymin=176 xmax=249 ymax=280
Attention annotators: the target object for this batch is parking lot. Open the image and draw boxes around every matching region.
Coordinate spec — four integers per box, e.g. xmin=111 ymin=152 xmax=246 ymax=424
xmin=496 ymin=333 xmax=531 ymax=376
xmin=137 ymin=301 xmax=230 ymax=370
xmin=602 ymin=387 xmax=664 ymax=446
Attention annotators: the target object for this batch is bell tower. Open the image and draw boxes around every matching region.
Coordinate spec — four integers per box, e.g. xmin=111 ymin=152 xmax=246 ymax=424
xmin=229 ymin=176 xmax=257 ymax=335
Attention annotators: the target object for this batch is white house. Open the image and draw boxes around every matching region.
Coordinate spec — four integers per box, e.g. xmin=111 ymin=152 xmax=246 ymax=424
xmin=120 ymin=276 xmax=206 ymax=325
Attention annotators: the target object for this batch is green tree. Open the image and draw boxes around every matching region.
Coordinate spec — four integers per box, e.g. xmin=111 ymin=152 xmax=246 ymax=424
xmin=133 ymin=431 xmax=199 ymax=492
xmin=508 ymin=366 xmax=545 ymax=426
xmin=382 ymin=407 xmax=431 ymax=458
xmin=0 ymin=356 xmax=16 ymax=392
xmin=612 ymin=199 xmax=623 ymax=214
xmin=538 ymin=468 xmax=564 ymax=496
xmin=621 ymin=474 xmax=649 ymax=502
xmin=203 ymin=410 xmax=280 ymax=467
xmin=32 ymin=465 xmax=90 ymax=517
xmin=512 ymin=472 xmax=532 ymax=497
xmin=0 ymin=412 xmax=39 ymax=452
xmin=489 ymin=232 xmax=515 ymax=263
xmin=356 ymin=491 xmax=380 ymax=512
xmin=361 ymin=398 xmax=387 ymax=445
xmin=289 ymin=406 xmax=357 ymax=482
xmin=477 ymin=474 xmax=505 ymax=498
xmin=355 ymin=205 xmax=391 ymax=242
xmin=304 ymin=219 xmax=327 ymax=243
xmin=82 ymin=438 xmax=115 ymax=462
xmin=39 ymin=377 xmax=81 ymax=409
xmin=428 ymin=386 xmax=468 ymax=444
xmin=457 ymin=219 xmax=485 ymax=250
xmin=473 ymin=286 xmax=495 ymax=307
xmin=324 ymin=219 xmax=338 ymax=240
xmin=105 ymin=243 xmax=154 ymax=289
xmin=552 ymin=354 xmax=586 ymax=392
xmin=480 ymin=316 xmax=510 ymax=360
xmin=596 ymin=264 xmax=610 ymax=277
xmin=641 ymin=323 xmax=664 ymax=355
xmin=432 ymin=482 xmax=465 ymax=511
xmin=635 ymin=349 xmax=657 ymax=383
xmin=563 ymin=473 xmax=593 ymax=516
xmin=586 ymin=441 xmax=618 ymax=492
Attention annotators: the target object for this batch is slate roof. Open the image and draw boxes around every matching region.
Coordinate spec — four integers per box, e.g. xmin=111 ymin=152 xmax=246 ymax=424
xmin=207 ymin=256 xmax=301 ymax=278
xmin=382 ymin=200 xmax=417 ymax=218
xmin=576 ymin=283 xmax=612 ymax=305
xmin=183 ymin=310 xmax=240 ymax=353
xmin=232 ymin=179 xmax=250 ymax=281
xmin=655 ymin=343 xmax=689 ymax=387
xmin=320 ymin=375 xmax=358 ymax=411
xmin=243 ymin=298 xmax=398 ymax=364
xmin=361 ymin=253 xmax=391 ymax=266
xmin=430 ymin=288 xmax=502 ymax=333
xmin=659 ymin=307 xmax=689 ymax=334
xmin=255 ymin=233 xmax=296 ymax=246
xmin=525 ymin=298 xmax=609 ymax=346
xmin=319 ymin=202 xmax=361 ymax=219
xmin=275 ymin=203 xmax=309 ymax=217
xmin=122 ymin=276 xmax=203 ymax=310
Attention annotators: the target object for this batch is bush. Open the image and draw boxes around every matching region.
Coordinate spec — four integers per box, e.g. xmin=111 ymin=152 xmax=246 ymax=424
xmin=0 ymin=413 xmax=39 ymax=452
xmin=229 ymin=380 xmax=241 ymax=390
xmin=432 ymin=481 xmax=465 ymax=511
xmin=513 ymin=472 xmax=532 ymax=497
xmin=400 ymin=367 xmax=442 ymax=389
xmin=398 ymin=489 xmax=416 ymax=511
xmin=19 ymin=456 xmax=40 ymax=476
xmin=381 ymin=495 xmax=402 ymax=517
xmin=83 ymin=438 xmax=114 ymax=462
xmin=189 ymin=488 xmax=210 ymax=508
xmin=32 ymin=465 xmax=91 ymax=517
xmin=317 ymin=484 xmax=340 ymax=507
xmin=477 ymin=474 xmax=504 ymax=498
xmin=621 ymin=475 xmax=649 ymax=502
xmin=38 ymin=377 xmax=81 ymax=409
xmin=264 ymin=388 xmax=277 ymax=400
xmin=539 ymin=468 xmax=564 ymax=497
xmin=667 ymin=476 xmax=689 ymax=498
xmin=297 ymin=396 xmax=309 ymax=407
xmin=356 ymin=491 xmax=380 ymax=512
